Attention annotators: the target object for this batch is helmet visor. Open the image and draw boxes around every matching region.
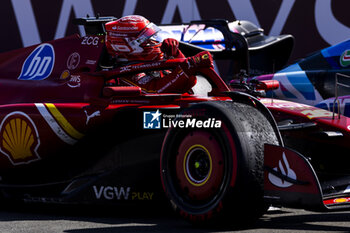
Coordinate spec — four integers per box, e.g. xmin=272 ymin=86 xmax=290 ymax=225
xmin=128 ymin=23 xmax=161 ymax=52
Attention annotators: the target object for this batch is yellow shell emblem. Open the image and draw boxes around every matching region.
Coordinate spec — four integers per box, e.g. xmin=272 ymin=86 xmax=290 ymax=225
xmin=0 ymin=112 xmax=40 ymax=165
xmin=60 ymin=70 xmax=70 ymax=80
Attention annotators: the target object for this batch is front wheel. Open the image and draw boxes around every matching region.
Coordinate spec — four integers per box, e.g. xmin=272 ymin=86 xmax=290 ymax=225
xmin=160 ymin=101 xmax=279 ymax=226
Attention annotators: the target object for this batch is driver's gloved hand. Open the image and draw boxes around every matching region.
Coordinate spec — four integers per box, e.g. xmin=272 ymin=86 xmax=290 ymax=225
xmin=182 ymin=51 xmax=214 ymax=74
xmin=161 ymin=38 xmax=185 ymax=58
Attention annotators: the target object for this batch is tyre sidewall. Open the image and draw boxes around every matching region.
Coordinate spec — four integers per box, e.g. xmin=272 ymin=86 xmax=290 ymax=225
xmin=161 ymin=101 xmax=272 ymax=224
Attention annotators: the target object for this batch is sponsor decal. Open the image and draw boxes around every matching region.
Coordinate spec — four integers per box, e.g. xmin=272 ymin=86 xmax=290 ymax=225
xmin=120 ymin=62 xmax=161 ymax=74
xmin=260 ymin=99 xmax=313 ymax=110
xmin=131 ymin=192 xmax=154 ymax=201
xmin=92 ymin=186 xmax=154 ymax=201
xmin=84 ymin=110 xmax=100 ymax=125
xmin=67 ymin=75 xmax=81 ymax=88
xmin=120 ymin=15 xmax=144 ymax=23
xmin=81 ymin=36 xmax=100 ymax=46
xmin=116 ymin=26 xmax=138 ymax=31
xmin=93 ymin=186 xmax=130 ymax=200
xmin=85 ymin=60 xmax=97 ymax=65
xmin=301 ymin=109 xmax=334 ymax=119
xmin=18 ymin=43 xmax=55 ymax=80
xmin=66 ymin=52 xmax=80 ymax=70
xmin=60 ymin=70 xmax=70 ymax=80
xmin=0 ymin=112 xmax=40 ymax=165
xmin=120 ymin=66 xmax=132 ymax=72
xmin=324 ymin=197 xmax=350 ymax=206
xmin=334 ymin=198 xmax=349 ymax=203
xmin=158 ymin=70 xmax=184 ymax=93
xmin=35 ymin=103 xmax=84 ymax=145
xmin=132 ymin=62 xmax=161 ymax=70
xmin=340 ymin=50 xmax=350 ymax=67
xmin=108 ymin=32 xmax=128 ymax=37
xmin=268 ymin=152 xmax=296 ymax=188
xmin=143 ymin=110 xmax=222 ymax=129
xmin=112 ymin=99 xmax=150 ymax=104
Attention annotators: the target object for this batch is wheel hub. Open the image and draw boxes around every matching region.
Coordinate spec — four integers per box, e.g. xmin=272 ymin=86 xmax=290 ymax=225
xmin=184 ymin=145 xmax=212 ymax=186
xmin=175 ymin=130 xmax=224 ymax=201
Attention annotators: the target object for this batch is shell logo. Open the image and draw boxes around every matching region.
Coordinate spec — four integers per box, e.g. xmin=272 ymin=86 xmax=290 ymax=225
xmin=60 ymin=70 xmax=70 ymax=80
xmin=0 ymin=112 xmax=40 ymax=165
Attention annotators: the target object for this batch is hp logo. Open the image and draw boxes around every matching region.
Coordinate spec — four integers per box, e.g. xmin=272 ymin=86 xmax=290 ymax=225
xmin=18 ymin=43 xmax=55 ymax=80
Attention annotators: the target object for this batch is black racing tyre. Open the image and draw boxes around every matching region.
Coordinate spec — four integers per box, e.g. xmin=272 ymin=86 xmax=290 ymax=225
xmin=160 ymin=101 xmax=279 ymax=226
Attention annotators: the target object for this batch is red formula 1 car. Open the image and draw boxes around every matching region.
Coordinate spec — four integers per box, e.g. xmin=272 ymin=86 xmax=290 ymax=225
xmin=0 ymin=16 xmax=350 ymax=227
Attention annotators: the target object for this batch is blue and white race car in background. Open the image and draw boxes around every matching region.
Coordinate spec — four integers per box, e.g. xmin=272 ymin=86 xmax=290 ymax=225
xmin=159 ymin=19 xmax=294 ymax=79
xmin=253 ymin=39 xmax=350 ymax=116
xmin=159 ymin=20 xmax=350 ymax=117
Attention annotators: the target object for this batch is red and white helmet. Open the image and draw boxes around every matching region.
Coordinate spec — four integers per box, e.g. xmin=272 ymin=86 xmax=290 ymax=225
xmin=105 ymin=15 xmax=163 ymax=61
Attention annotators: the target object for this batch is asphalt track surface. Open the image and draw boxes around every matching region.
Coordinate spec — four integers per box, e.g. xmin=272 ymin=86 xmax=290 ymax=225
xmin=1 ymin=204 xmax=350 ymax=233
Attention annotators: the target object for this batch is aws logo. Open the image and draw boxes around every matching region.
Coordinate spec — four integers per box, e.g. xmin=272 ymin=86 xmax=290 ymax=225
xmin=18 ymin=43 xmax=55 ymax=80
xmin=0 ymin=112 xmax=40 ymax=165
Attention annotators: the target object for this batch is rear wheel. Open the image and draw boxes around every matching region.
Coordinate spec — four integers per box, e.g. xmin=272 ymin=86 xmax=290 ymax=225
xmin=160 ymin=101 xmax=279 ymax=226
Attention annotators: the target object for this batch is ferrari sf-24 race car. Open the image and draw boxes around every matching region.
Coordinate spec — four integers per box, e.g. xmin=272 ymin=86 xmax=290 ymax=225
xmin=0 ymin=16 xmax=349 ymax=227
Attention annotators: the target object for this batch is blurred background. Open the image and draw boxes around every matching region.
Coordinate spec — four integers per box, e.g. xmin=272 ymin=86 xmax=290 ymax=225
xmin=2 ymin=0 xmax=350 ymax=64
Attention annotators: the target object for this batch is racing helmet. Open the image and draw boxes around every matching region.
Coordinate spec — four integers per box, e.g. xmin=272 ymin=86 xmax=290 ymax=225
xmin=105 ymin=15 xmax=163 ymax=61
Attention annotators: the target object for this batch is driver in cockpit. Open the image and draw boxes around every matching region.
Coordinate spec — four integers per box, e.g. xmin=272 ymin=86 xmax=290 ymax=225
xmin=104 ymin=15 xmax=213 ymax=94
